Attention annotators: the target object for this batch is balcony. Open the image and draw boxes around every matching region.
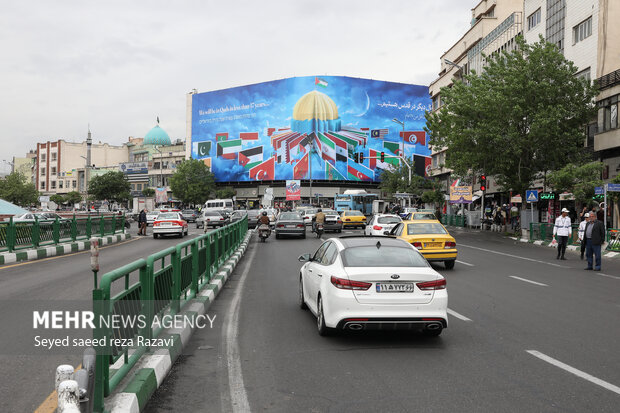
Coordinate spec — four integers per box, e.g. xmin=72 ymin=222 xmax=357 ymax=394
xmin=597 ymin=69 xmax=620 ymax=91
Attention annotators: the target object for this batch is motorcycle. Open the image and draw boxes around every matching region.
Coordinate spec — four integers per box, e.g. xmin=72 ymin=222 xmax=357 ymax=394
xmin=313 ymin=223 xmax=324 ymax=239
xmin=258 ymin=224 xmax=271 ymax=242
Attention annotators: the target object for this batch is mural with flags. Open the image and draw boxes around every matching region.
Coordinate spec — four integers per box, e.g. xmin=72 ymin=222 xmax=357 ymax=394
xmin=190 ymin=75 xmax=431 ymax=182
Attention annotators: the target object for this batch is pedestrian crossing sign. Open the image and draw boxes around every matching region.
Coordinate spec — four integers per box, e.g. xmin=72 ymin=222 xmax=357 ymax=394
xmin=526 ymin=190 xmax=538 ymax=202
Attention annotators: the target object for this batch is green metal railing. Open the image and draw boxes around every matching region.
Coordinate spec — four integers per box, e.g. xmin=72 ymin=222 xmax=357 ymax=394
xmin=529 ymin=223 xmax=620 ymax=250
xmin=606 ymin=228 xmax=620 ymax=251
xmin=92 ymin=216 xmax=248 ymax=412
xmin=441 ymin=214 xmax=466 ymax=227
xmin=0 ymin=215 xmax=125 ymax=253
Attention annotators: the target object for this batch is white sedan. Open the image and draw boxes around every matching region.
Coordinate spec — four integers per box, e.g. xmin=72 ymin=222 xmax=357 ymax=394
xmin=364 ymin=214 xmax=402 ymax=236
xmin=298 ymin=236 xmax=448 ymax=336
xmin=153 ymin=212 xmax=188 ymax=238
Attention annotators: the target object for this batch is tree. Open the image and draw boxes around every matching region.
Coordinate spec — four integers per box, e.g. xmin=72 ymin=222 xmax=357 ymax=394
xmin=87 ymin=171 xmax=131 ymax=203
xmin=215 ymin=186 xmax=236 ymax=199
xmin=169 ymin=159 xmax=215 ymax=205
xmin=50 ymin=194 xmax=66 ymax=204
xmin=0 ymin=172 xmax=39 ymax=206
xmin=65 ymin=191 xmax=83 ymax=206
xmin=378 ymin=157 xmax=443 ymax=206
xmin=142 ymin=187 xmax=155 ymax=197
xmin=546 ymin=162 xmax=603 ymax=206
xmin=425 ymin=36 xmax=598 ymax=205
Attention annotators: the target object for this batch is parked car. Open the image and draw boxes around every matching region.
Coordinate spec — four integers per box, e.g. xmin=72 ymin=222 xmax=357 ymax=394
xmin=340 ymin=210 xmax=366 ymax=229
xmin=365 ymin=214 xmax=402 ymax=236
xmin=322 ymin=209 xmax=343 ymax=233
xmin=152 ymin=212 xmax=188 ymax=239
xmin=388 ymin=220 xmax=457 ymax=269
xmin=198 ymin=210 xmax=229 ymax=229
xmin=35 ymin=212 xmax=70 ymax=222
xmin=247 ymin=210 xmax=262 ymax=229
xmin=298 ymin=236 xmax=448 ymax=336
xmin=181 ymin=209 xmax=199 ymax=223
xmin=275 ymin=212 xmax=306 ymax=239
xmin=6 ymin=213 xmax=37 ymax=222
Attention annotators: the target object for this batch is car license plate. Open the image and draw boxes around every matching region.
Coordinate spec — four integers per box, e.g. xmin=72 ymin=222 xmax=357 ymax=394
xmin=425 ymin=242 xmax=442 ymax=248
xmin=286 ymin=224 xmax=295 ymax=228
xmin=376 ymin=283 xmax=414 ymax=293
xmin=161 ymin=223 xmax=171 ymax=226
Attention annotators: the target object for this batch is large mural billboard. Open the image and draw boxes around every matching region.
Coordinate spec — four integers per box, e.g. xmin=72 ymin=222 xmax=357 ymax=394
xmin=190 ymin=76 xmax=431 ymax=182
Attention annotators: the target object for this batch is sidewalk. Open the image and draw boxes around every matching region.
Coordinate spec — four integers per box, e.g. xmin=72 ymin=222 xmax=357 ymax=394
xmin=0 ymin=232 xmax=131 ymax=265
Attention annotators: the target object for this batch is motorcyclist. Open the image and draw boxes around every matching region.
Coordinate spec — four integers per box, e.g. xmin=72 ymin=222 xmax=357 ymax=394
xmin=258 ymin=211 xmax=270 ymax=226
xmin=313 ymin=208 xmax=326 ymax=232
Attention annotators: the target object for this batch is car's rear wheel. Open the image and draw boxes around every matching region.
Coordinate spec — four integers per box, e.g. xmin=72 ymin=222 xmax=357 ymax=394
xmin=299 ymin=276 xmax=308 ymax=310
xmin=444 ymin=260 xmax=455 ymax=270
xmin=317 ymin=296 xmax=332 ymax=336
xmin=301 ymin=232 xmax=306 ymax=239
xmin=153 ymin=233 xmax=158 ymax=239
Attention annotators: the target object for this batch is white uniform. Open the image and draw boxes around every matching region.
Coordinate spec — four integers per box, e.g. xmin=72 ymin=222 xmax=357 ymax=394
xmin=577 ymin=220 xmax=588 ymax=241
xmin=553 ymin=215 xmax=572 ymax=237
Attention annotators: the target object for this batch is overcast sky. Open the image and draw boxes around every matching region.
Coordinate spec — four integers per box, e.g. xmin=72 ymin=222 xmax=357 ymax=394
xmin=0 ymin=0 xmax=475 ymax=173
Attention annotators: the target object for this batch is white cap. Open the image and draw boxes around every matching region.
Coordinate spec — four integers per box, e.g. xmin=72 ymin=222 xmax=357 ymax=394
xmin=584 ymin=212 xmax=590 ymax=217
xmin=561 ymin=208 xmax=569 ymax=213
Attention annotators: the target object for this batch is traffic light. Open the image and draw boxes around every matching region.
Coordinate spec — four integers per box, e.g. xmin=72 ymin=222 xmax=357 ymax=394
xmin=359 ymin=152 xmax=364 ymax=163
xmin=380 ymin=152 xmax=385 ymax=162
xmin=480 ymin=174 xmax=486 ymax=191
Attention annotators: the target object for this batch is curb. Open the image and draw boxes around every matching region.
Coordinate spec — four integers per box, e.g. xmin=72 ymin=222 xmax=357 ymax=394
xmin=104 ymin=230 xmax=253 ymax=413
xmin=0 ymin=232 xmax=132 ymax=265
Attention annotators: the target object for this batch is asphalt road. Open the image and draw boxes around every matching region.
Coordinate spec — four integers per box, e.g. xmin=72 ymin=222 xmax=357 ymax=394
xmin=0 ymin=224 xmax=207 ymax=413
xmin=146 ymin=227 xmax=620 ymax=413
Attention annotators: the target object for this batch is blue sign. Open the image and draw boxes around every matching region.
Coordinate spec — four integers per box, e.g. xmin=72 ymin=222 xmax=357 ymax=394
xmin=595 ymin=186 xmax=604 ymax=195
xmin=607 ymin=183 xmax=620 ymax=192
xmin=526 ymin=190 xmax=539 ymax=203
xmin=190 ymin=76 xmax=431 ymax=182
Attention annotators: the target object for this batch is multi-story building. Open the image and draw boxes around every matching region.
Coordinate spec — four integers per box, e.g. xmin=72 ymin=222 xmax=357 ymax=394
xmin=12 ymin=151 xmax=36 ymax=183
xmin=428 ymin=0 xmax=523 ymax=194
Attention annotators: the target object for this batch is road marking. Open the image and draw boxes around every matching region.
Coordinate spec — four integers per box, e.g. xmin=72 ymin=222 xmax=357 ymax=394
xmin=34 ymin=364 xmax=82 ymax=413
xmin=459 ymin=244 xmax=569 ymax=268
xmin=456 ymin=260 xmax=474 ymax=266
xmin=223 ymin=237 xmax=256 ymax=413
xmin=597 ymin=272 xmax=620 ymax=280
xmin=526 ymin=350 xmax=620 ymax=395
xmin=509 ymin=276 xmax=548 ymax=286
xmin=447 ymin=308 xmax=472 ymax=322
xmin=0 ymin=237 xmax=141 ymax=270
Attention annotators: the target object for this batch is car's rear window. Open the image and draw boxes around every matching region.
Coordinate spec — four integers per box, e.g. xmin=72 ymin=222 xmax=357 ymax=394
xmin=204 ymin=211 xmax=220 ymax=216
xmin=347 ymin=211 xmax=364 ymax=216
xmin=279 ymin=213 xmax=301 ymax=220
xmin=378 ymin=216 xmax=401 ymax=224
xmin=413 ymin=213 xmax=436 ymax=220
xmin=323 ymin=210 xmax=337 ymax=214
xmin=342 ymin=246 xmax=428 ymax=267
xmin=158 ymin=213 xmax=179 ymax=220
xmin=407 ymin=223 xmax=447 ymax=235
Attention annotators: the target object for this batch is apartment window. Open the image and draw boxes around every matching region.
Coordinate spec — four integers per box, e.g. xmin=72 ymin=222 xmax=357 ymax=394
xmin=598 ymin=94 xmax=619 ymax=133
xmin=528 ymin=8 xmax=541 ymax=30
xmin=153 ymin=162 xmax=160 ymax=169
xmin=41 ymin=168 xmax=46 ymax=176
xmin=432 ymin=155 xmax=438 ymax=168
xmin=137 ymin=183 xmax=142 ymax=191
xmin=40 ymin=153 xmax=46 ymax=162
xmin=51 ymin=181 xmax=56 ymax=190
xmin=546 ymin=0 xmax=566 ymax=52
xmin=72 ymin=180 xmax=77 ymax=188
xmin=41 ymin=182 xmax=46 ymax=190
xmin=573 ymin=17 xmax=592 ymax=44
xmin=51 ymin=166 xmax=56 ymax=175
xmin=66 ymin=180 xmax=70 ymax=189
xmin=51 ymin=152 xmax=57 ymax=161
xmin=58 ymin=181 xmax=63 ymax=189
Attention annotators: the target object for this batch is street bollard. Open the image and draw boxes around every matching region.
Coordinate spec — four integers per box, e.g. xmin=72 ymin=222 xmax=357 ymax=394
xmin=56 ymin=364 xmax=74 ymax=390
xmin=90 ymin=237 xmax=99 ymax=288
xmin=74 ymin=369 xmax=88 ymax=400
xmin=82 ymin=348 xmax=96 ymax=413
xmin=57 ymin=380 xmax=80 ymax=412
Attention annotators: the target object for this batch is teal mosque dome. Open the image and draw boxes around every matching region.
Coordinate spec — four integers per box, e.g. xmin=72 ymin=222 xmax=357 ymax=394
xmin=144 ymin=123 xmax=171 ymax=146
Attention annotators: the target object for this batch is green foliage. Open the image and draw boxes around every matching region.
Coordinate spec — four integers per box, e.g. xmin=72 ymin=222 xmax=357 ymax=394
xmin=0 ymin=172 xmax=39 ymax=206
xmin=378 ymin=157 xmax=445 ymax=206
xmin=87 ymin=171 xmax=131 ymax=203
xmin=64 ymin=191 xmax=83 ymax=206
xmin=425 ymin=36 xmax=598 ymax=200
xmin=215 ymin=186 xmax=236 ymax=199
xmin=142 ymin=187 xmax=155 ymax=197
xmin=169 ymin=159 xmax=216 ymax=205
xmin=546 ymin=162 xmax=603 ymax=204
xmin=421 ymin=188 xmax=445 ymax=206
xmin=50 ymin=194 xmax=66 ymax=204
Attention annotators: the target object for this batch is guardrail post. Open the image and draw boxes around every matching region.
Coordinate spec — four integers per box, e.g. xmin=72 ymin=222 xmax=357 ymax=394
xmin=71 ymin=215 xmax=77 ymax=241
xmin=92 ymin=288 xmax=109 ymax=412
xmin=214 ymin=231 xmax=219 ymax=268
xmin=33 ymin=217 xmax=40 ymax=248
xmin=205 ymin=234 xmax=212 ymax=282
xmin=140 ymin=263 xmax=154 ymax=342
xmin=53 ymin=217 xmax=60 ymax=244
xmin=529 ymin=222 xmax=533 ymax=241
xmin=111 ymin=214 xmax=116 ymax=235
xmin=191 ymin=241 xmax=199 ymax=297
xmin=121 ymin=214 xmax=125 ymax=233
xmin=99 ymin=215 xmax=105 ymax=237
xmin=86 ymin=216 xmax=92 ymax=239
xmin=171 ymin=248 xmax=181 ymax=314
xmin=7 ymin=217 xmax=15 ymax=253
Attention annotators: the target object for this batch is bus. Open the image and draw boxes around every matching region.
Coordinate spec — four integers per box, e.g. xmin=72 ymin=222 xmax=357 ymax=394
xmin=334 ymin=191 xmax=378 ymax=215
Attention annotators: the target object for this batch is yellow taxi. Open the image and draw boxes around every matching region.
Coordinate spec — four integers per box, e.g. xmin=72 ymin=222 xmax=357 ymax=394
xmin=339 ymin=210 xmax=367 ymax=229
xmin=388 ymin=219 xmax=457 ymax=269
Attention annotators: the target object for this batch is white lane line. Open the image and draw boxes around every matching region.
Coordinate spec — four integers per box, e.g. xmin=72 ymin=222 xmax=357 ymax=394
xmin=597 ymin=272 xmax=620 ymax=280
xmin=456 ymin=260 xmax=474 ymax=267
xmin=459 ymin=243 xmax=569 ymax=268
xmin=447 ymin=308 xmax=472 ymax=322
xmin=223 ymin=237 xmax=257 ymax=413
xmin=509 ymin=276 xmax=548 ymax=287
xmin=527 ymin=350 xmax=620 ymax=395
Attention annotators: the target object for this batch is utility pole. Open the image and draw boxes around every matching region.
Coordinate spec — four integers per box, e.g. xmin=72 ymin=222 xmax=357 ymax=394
xmin=86 ymin=127 xmax=92 ymax=211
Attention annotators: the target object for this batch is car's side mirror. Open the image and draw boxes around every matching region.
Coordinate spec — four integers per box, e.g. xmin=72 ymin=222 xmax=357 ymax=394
xmin=383 ymin=231 xmax=391 ymax=236
xmin=298 ymin=253 xmax=312 ymax=262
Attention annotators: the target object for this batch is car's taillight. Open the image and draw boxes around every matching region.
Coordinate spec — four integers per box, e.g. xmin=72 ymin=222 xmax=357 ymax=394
xmin=373 ymin=225 xmax=382 ymax=231
xmin=416 ymin=279 xmax=446 ymax=290
xmin=153 ymin=222 xmax=159 ymax=227
xmin=296 ymin=224 xmax=304 ymax=228
xmin=337 ymin=219 xmax=342 ymax=224
xmin=345 ymin=218 xmax=350 ymax=221
xmin=277 ymin=224 xmax=284 ymax=228
xmin=330 ymin=276 xmax=371 ymax=290
xmin=444 ymin=241 xmax=456 ymax=249
xmin=220 ymin=218 xmax=224 ymax=220
xmin=412 ymin=241 xmax=422 ymax=249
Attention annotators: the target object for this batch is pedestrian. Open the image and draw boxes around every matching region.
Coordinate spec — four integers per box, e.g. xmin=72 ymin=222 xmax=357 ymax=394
xmin=510 ymin=204 xmax=519 ymax=230
xmin=138 ymin=208 xmax=147 ymax=236
xmin=584 ymin=212 xmax=605 ymax=271
xmin=577 ymin=213 xmax=589 ymax=260
xmin=579 ymin=206 xmax=588 ymax=222
xmin=552 ymin=208 xmax=572 ymax=260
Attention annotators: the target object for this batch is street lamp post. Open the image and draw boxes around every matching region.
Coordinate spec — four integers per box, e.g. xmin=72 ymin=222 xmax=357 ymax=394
xmin=391 ymin=118 xmax=411 ymax=185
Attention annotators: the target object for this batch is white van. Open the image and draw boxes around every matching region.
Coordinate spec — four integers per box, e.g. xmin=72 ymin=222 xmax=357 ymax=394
xmin=204 ymin=199 xmax=234 ymax=211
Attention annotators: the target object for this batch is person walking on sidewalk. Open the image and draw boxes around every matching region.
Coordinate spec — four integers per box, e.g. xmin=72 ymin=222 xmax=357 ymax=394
xmin=138 ymin=209 xmax=147 ymax=236
xmin=584 ymin=212 xmax=605 ymax=271
xmin=577 ymin=213 xmax=589 ymax=260
xmin=552 ymin=208 xmax=572 ymax=260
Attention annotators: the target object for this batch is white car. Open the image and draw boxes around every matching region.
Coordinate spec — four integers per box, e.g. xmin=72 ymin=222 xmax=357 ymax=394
xmin=152 ymin=212 xmax=188 ymax=238
xmin=301 ymin=208 xmax=317 ymax=226
xmin=365 ymin=214 xmax=403 ymax=236
xmin=298 ymin=236 xmax=448 ymax=336
xmin=146 ymin=210 xmax=161 ymax=226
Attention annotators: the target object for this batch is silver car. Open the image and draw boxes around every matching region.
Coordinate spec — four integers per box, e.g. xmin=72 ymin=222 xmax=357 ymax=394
xmin=275 ymin=212 xmax=306 ymax=239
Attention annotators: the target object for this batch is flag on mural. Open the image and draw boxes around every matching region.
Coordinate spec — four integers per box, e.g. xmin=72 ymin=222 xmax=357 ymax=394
xmin=318 ymin=133 xmax=336 ymax=165
xmin=266 ymin=127 xmax=275 ymax=137
xmin=368 ymin=148 xmax=377 ymax=170
xmin=216 ymin=139 xmax=242 ymax=160
xmin=325 ymin=133 xmax=348 ymax=161
xmin=400 ymin=131 xmax=426 ymax=145
xmin=249 ymin=156 xmax=275 ymax=180
xmin=315 ymin=77 xmax=328 ymax=88
xmin=294 ymin=151 xmax=309 ymax=179
xmin=197 ymin=141 xmax=211 ymax=157
xmin=238 ymin=146 xmax=263 ymax=169
xmin=347 ymin=161 xmax=374 ymax=181
xmin=371 ymin=129 xmax=389 ymax=138
xmin=240 ymin=132 xmax=259 ymax=140
xmin=216 ymin=132 xmax=228 ymax=142
xmin=326 ymin=162 xmax=345 ymax=180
